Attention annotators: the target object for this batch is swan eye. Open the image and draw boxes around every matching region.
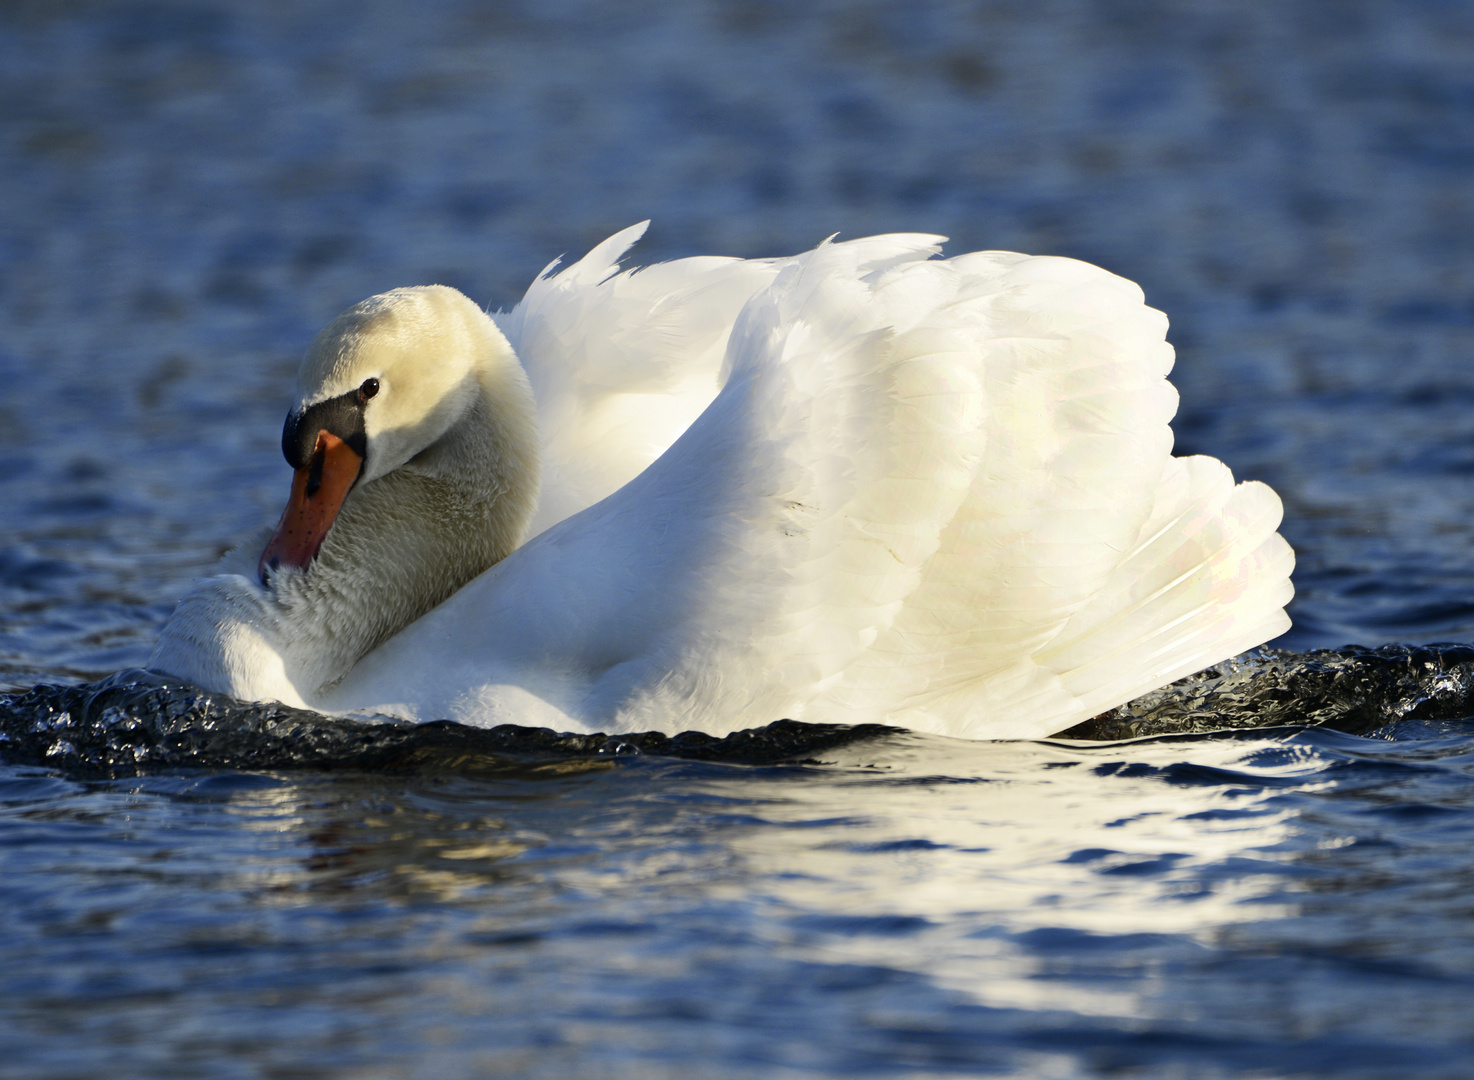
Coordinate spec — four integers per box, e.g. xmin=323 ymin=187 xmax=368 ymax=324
xmin=358 ymin=378 xmax=380 ymax=401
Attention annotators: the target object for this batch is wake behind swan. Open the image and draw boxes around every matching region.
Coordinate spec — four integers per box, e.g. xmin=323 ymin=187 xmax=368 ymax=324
xmin=151 ymin=224 xmax=1293 ymax=738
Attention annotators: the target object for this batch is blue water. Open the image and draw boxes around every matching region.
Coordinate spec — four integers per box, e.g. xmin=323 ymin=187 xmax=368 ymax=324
xmin=5 ymin=1 xmax=1474 ymax=1075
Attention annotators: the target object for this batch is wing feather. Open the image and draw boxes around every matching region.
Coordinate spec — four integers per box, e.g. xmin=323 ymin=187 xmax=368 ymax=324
xmin=494 ymin=222 xmax=781 ymax=536
xmin=338 ymin=230 xmax=1294 ymax=738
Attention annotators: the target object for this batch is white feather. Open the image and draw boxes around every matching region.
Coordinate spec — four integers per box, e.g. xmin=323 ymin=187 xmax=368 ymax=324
xmin=495 ymin=221 xmax=780 ymax=538
xmin=323 ymin=232 xmax=1292 ymax=737
xmin=155 ymin=227 xmax=1295 ymax=740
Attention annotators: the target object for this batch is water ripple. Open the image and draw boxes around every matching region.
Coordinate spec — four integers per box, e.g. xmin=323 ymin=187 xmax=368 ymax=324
xmin=2 ymin=644 xmax=1474 ymax=780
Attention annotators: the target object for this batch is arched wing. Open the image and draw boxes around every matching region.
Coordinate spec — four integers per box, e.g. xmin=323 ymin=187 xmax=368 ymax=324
xmin=494 ymin=223 xmax=780 ymax=537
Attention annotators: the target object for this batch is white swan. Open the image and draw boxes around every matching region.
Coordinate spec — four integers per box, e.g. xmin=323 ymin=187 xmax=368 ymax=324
xmin=150 ymin=223 xmax=1294 ymax=739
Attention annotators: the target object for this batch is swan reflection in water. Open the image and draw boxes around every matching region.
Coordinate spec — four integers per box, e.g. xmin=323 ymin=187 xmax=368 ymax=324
xmin=189 ymin=729 xmax=1325 ymax=1027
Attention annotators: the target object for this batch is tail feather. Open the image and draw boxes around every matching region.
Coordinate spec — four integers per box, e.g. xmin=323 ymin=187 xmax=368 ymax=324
xmin=1041 ymin=456 xmax=1293 ymax=722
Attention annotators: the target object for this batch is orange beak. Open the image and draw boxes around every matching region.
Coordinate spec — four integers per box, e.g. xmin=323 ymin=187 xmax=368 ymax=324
xmin=258 ymin=430 xmax=364 ymax=584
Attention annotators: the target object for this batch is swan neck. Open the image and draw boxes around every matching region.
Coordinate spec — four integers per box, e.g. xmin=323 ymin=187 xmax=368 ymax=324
xmin=273 ymin=356 xmax=541 ymax=699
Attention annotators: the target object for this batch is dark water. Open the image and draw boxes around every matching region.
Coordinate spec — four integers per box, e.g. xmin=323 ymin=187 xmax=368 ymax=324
xmin=5 ymin=1 xmax=1474 ymax=1076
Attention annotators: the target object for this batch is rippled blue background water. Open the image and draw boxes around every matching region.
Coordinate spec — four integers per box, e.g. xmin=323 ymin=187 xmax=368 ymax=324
xmin=4 ymin=1 xmax=1474 ymax=1076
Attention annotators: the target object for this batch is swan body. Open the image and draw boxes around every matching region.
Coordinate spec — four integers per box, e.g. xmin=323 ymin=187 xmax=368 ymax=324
xmin=151 ymin=224 xmax=1294 ymax=739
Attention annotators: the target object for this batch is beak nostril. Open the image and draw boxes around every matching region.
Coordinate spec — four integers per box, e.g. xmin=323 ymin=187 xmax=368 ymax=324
xmin=304 ymin=443 xmax=327 ymax=498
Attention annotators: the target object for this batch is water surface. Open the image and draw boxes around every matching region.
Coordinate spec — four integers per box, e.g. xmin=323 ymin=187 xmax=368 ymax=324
xmin=4 ymin=1 xmax=1474 ymax=1075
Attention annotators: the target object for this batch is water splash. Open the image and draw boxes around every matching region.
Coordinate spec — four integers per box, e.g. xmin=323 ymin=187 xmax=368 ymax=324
xmin=0 ymin=669 xmax=898 ymax=777
xmin=4 ymin=644 xmax=1474 ymax=777
xmin=1061 ymin=644 xmax=1474 ymax=740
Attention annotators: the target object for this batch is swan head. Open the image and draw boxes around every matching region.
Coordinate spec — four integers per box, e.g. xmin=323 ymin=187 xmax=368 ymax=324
xmin=153 ymin=282 xmax=538 ymax=705
xmin=258 ymin=285 xmax=524 ymax=583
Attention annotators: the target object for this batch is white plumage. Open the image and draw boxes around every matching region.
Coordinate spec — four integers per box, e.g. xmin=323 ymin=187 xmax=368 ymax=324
xmin=151 ymin=224 xmax=1294 ymax=738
